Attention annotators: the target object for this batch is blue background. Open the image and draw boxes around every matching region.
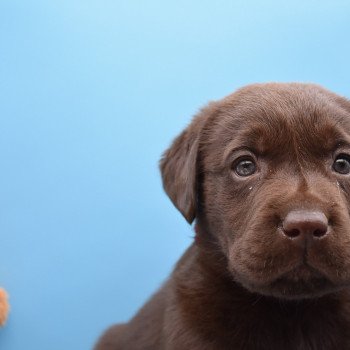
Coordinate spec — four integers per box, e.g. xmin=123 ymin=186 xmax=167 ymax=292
xmin=1 ymin=1 xmax=350 ymax=349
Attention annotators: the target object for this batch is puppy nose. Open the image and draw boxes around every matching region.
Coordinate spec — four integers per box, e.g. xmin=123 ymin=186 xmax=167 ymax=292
xmin=282 ymin=210 xmax=328 ymax=240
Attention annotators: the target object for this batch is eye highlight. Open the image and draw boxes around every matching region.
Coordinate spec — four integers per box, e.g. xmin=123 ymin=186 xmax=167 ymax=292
xmin=333 ymin=154 xmax=350 ymax=175
xmin=233 ymin=157 xmax=257 ymax=177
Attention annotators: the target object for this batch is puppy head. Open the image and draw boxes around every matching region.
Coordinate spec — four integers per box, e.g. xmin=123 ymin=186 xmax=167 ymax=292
xmin=161 ymin=83 xmax=350 ymax=299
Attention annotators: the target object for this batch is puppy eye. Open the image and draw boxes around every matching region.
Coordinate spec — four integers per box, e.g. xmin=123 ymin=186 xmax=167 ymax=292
xmin=234 ymin=158 xmax=257 ymax=177
xmin=333 ymin=155 xmax=350 ymax=175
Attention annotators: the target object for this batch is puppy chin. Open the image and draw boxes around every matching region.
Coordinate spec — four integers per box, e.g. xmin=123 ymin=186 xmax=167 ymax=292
xmin=231 ymin=264 xmax=347 ymax=300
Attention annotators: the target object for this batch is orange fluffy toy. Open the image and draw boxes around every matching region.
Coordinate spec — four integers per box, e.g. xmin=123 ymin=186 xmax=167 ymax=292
xmin=0 ymin=289 xmax=9 ymax=326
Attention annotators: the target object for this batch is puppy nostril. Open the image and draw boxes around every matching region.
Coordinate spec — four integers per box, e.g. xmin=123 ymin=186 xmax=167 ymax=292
xmin=285 ymin=228 xmax=300 ymax=238
xmin=313 ymin=228 xmax=327 ymax=238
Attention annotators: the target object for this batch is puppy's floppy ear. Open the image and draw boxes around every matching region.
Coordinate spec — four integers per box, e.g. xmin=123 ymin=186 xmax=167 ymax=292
xmin=160 ymin=108 xmax=211 ymax=224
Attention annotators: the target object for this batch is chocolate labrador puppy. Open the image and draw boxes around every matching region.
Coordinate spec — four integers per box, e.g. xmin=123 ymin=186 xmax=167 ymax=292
xmin=95 ymin=83 xmax=350 ymax=350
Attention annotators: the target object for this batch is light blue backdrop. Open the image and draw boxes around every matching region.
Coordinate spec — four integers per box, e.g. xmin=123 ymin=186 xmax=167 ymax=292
xmin=0 ymin=1 xmax=350 ymax=349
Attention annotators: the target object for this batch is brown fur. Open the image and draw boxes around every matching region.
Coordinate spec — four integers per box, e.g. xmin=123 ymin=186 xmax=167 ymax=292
xmin=95 ymin=83 xmax=350 ymax=349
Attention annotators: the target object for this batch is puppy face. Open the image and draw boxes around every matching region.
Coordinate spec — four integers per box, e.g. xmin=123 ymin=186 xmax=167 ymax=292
xmin=161 ymin=83 xmax=350 ymax=300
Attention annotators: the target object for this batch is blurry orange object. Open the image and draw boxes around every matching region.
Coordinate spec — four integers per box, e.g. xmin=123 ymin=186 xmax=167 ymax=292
xmin=0 ymin=289 xmax=9 ymax=326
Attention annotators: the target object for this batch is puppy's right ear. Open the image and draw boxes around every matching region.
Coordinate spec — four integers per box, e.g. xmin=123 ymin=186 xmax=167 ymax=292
xmin=160 ymin=108 xmax=212 ymax=224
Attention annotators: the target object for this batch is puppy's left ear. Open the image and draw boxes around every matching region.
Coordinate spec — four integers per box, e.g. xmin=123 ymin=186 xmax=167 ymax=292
xmin=160 ymin=107 xmax=212 ymax=224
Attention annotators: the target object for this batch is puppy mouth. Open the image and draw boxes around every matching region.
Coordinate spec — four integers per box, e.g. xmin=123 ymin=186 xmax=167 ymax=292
xmin=255 ymin=262 xmax=342 ymax=299
xmin=232 ymin=257 xmax=346 ymax=300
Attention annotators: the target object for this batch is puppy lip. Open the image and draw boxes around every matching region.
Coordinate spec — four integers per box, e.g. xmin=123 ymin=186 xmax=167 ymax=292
xmin=281 ymin=262 xmax=323 ymax=279
xmin=259 ymin=264 xmax=336 ymax=298
xmin=230 ymin=253 xmax=347 ymax=299
xmin=270 ymin=263 xmax=325 ymax=285
xmin=272 ymin=264 xmax=335 ymax=293
xmin=241 ymin=259 xmax=324 ymax=284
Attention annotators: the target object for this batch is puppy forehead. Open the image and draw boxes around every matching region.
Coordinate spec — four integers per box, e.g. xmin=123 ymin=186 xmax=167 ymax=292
xmin=201 ymin=84 xmax=350 ymax=166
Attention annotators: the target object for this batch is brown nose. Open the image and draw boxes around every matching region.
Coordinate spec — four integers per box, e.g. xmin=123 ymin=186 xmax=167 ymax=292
xmin=282 ymin=210 xmax=329 ymax=241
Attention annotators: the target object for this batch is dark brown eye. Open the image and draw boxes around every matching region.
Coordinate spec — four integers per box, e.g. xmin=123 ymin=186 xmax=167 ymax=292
xmin=234 ymin=158 xmax=257 ymax=177
xmin=333 ymin=155 xmax=350 ymax=174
